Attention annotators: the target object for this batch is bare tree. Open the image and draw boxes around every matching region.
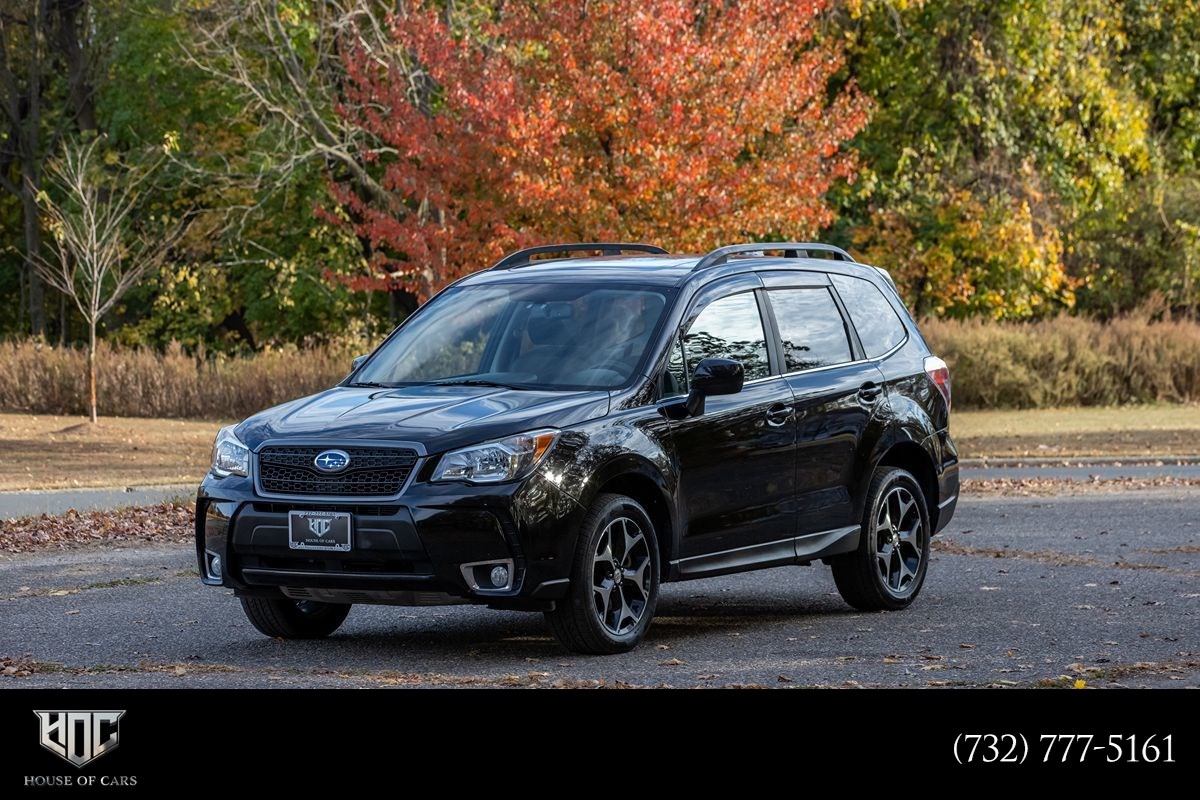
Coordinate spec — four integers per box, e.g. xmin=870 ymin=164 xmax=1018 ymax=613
xmin=34 ymin=137 xmax=186 ymax=423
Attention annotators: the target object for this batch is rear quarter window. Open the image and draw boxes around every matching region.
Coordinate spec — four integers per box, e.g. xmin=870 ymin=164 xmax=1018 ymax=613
xmin=766 ymin=288 xmax=853 ymax=372
xmin=830 ymin=273 xmax=908 ymax=358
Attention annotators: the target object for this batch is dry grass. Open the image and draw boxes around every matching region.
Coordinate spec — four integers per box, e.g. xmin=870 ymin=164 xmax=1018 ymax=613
xmin=951 ymin=405 xmax=1200 ymax=458
xmin=0 ymin=339 xmax=352 ymax=420
xmin=922 ymin=315 xmax=1200 ymax=408
xmin=1 ymin=314 xmax=1199 ymax=420
xmin=0 ymin=413 xmax=224 ymax=491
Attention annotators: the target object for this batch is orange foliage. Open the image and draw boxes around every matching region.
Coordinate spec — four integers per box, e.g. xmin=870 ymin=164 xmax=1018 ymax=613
xmin=331 ymin=0 xmax=869 ymax=300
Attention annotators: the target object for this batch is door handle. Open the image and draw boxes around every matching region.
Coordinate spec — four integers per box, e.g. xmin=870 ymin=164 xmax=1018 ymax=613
xmin=858 ymin=381 xmax=883 ymax=403
xmin=765 ymin=403 xmax=794 ymax=426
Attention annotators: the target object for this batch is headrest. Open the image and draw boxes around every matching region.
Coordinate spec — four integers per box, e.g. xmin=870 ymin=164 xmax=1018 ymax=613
xmin=527 ymin=306 xmax=572 ymax=344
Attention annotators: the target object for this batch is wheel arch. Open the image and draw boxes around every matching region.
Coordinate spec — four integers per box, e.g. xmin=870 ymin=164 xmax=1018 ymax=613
xmin=874 ymin=440 xmax=940 ymax=529
xmin=582 ymin=456 xmax=677 ymax=579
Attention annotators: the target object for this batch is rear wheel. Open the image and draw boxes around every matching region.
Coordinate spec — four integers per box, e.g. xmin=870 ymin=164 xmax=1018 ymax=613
xmin=544 ymin=493 xmax=660 ymax=654
xmin=239 ymin=596 xmax=351 ymax=639
xmin=831 ymin=467 xmax=930 ymax=611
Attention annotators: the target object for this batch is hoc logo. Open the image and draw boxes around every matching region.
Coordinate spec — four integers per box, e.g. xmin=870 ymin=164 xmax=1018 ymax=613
xmin=34 ymin=711 xmax=125 ymax=768
xmin=308 ymin=517 xmax=332 ymax=537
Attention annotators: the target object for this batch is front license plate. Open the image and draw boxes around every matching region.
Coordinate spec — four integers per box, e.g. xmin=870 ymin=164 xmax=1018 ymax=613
xmin=288 ymin=510 xmax=352 ymax=552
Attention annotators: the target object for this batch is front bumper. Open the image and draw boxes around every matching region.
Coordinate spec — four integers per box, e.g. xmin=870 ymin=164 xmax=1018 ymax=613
xmin=196 ymin=468 xmax=584 ymax=608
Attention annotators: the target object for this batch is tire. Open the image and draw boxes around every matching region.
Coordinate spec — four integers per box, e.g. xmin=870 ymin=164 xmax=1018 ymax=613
xmin=239 ymin=596 xmax=352 ymax=639
xmin=831 ymin=467 xmax=931 ymax=612
xmin=544 ymin=493 xmax=660 ymax=654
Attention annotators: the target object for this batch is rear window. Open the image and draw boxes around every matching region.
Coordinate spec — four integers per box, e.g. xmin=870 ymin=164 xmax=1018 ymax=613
xmin=830 ymin=273 xmax=908 ymax=358
xmin=766 ymin=288 xmax=853 ymax=372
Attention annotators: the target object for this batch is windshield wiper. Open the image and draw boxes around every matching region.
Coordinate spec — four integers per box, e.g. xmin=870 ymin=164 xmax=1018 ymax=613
xmin=430 ymin=378 xmax=528 ymax=390
xmin=347 ymin=381 xmax=394 ymax=389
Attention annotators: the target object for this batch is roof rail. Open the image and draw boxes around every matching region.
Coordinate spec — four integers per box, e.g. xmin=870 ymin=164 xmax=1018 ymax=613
xmin=692 ymin=242 xmax=855 ymax=272
xmin=489 ymin=242 xmax=669 ymax=271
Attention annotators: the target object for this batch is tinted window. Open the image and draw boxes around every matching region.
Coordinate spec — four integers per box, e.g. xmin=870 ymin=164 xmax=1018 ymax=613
xmin=662 ymin=335 xmax=688 ymax=398
xmin=767 ymin=288 xmax=853 ymax=372
xmin=683 ymin=292 xmax=769 ymax=381
xmin=830 ymin=273 xmax=907 ymax=358
xmin=356 ymin=283 xmax=668 ymax=389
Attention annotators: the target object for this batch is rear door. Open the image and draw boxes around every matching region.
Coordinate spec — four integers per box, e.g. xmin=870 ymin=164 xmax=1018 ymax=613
xmin=667 ymin=275 xmax=798 ymax=564
xmin=761 ymin=271 xmax=885 ymax=536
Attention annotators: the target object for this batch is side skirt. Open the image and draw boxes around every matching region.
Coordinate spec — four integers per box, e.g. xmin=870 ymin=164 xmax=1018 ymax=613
xmin=668 ymin=525 xmax=861 ymax=581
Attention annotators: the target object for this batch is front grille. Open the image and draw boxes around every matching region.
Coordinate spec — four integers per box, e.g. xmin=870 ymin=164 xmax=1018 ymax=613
xmin=257 ymin=446 xmax=418 ymax=497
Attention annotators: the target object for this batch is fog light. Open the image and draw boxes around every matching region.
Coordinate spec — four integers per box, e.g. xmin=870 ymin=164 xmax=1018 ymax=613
xmin=489 ymin=565 xmax=510 ymax=588
xmin=209 ymin=554 xmax=222 ymax=580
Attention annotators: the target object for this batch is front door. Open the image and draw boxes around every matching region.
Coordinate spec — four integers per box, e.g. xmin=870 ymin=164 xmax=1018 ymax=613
xmin=667 ymin=284 xmax=798 ymax=565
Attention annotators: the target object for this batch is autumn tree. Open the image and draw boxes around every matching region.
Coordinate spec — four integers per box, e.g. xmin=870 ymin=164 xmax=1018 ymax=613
xmin=331 ymin=0 xmax=870 ymax=302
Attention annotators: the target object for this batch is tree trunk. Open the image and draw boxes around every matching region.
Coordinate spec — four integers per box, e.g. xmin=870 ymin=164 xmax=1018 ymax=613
xmin=58 ymin=292 xmax=67 ymax=346
xmin=21 ymin=178 xmax=46 ymax=338
xmin=53 ymin=0 xmax=97 ymax=134
xmin=88 ymin=319 xmax=97 ymax=424
xmin=389 ymin=288 xmax=418 ymax=324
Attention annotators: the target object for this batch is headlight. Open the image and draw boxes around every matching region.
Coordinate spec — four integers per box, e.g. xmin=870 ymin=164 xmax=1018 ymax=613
xmin=432 ymin=429 xmax=558 ymax=484
xmin=211 ymin=425 xmax=249 ymax=477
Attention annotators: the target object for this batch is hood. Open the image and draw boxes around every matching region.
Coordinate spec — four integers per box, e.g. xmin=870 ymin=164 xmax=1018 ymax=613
xmin=236 ymin=385 xmax=611 ymax=453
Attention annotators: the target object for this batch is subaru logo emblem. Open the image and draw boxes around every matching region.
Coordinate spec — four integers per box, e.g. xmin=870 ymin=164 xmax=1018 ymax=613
xmin=313 ymin=449 xmax=350 ymax=473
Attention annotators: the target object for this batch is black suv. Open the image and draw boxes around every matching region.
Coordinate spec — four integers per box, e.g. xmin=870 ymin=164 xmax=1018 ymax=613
xmin=197 ymin=242 xmax=958 ymax=654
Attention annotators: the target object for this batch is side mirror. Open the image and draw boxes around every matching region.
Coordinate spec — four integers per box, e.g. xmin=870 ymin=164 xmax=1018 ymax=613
xmin=686 ymin=357 xmax=744 ymax=417
xmin=351 ymin=354 xmax=368 ymax=372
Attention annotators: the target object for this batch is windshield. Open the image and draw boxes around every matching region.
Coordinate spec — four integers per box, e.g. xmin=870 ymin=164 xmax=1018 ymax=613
xmin=354 ymin=282 xmax=670 ymax=390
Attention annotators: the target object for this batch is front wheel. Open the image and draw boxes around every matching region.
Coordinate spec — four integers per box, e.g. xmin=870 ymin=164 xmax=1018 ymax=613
xmin=544 ymin=493 xmax=660 ymax=654
xmin=831 ymin=467 xmax=931 ymax=611
xmin=239 ymin=596 xmax=351 ymax=639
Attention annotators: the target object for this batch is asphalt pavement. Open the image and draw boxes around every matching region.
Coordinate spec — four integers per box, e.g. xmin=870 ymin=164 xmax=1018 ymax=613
xmin=1 ymin=487 xmax=1196 ymax=688
xmin=0 ymin=485 xmax=195 ymax=520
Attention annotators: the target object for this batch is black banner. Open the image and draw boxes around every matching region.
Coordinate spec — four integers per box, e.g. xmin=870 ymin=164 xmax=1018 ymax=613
xmin=0 ymin=688 xmax=1189 ymax=790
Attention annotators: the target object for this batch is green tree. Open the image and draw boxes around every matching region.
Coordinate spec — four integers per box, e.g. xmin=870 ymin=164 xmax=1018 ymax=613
xmin=833 ymin=0 xmax=1152 ymax=319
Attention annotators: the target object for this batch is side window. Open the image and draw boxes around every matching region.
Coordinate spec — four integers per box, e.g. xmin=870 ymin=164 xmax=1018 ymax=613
xmin=767 ymin=288 xmax=853 ymax=372
xmin=830 ymin=273 xmax=908 ymax=358
xmin=683 ymin=291 xmax=770 ymax=381
xmin=661 ymin=335 xmax=688 ymax=398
